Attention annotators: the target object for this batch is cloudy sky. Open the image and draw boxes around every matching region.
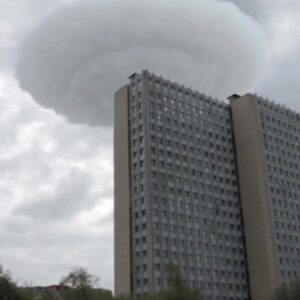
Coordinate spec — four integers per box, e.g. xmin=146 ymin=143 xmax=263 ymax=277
xmin=0 ymin=0 xmax=299 ymax=291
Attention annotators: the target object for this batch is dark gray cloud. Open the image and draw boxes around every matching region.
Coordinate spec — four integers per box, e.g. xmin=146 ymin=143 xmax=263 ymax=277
xmin=16 ymin=0 xmax=270 ymax=126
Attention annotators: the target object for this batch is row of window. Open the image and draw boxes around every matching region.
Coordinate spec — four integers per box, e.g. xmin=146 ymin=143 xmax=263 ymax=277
xmin=132 ymin=182 xmax=238 ymax=198
xmin=279 ymin=256 xmax=300 ymax=267
xmin=276 ymin=232 xmax=299 ymax=243
xmin=149 ymin=144 xmax=234 ymax=157
xmin=260 ymin=110 xmax=300 ymax=132
xmin=269 ymin=185 xmax=300 ymax=198
xmin=278 ymin=244 xmax=300 ymax=255
xmin=149 ymin=99 xmax=230 ymax=123
xmin=271 ymin=197 xmax=300 ymax=209
xmin=147 ymin=79 xmax=226 ymax=110
xmin=135 ymin=277 xmax=248 ymax=293
xmin=259 ymin=101 xmax=300 ymax=122
xmin=134 ymin=232 xmax=244 ymax=248
xmin=134 ymin=249 xmax=245 ymax=262
xmin=274 ymin=220 xmax=300 ymax=231
xmin=148 ymin=113 xmax=232 ymax=135
xmin=269 ymin=175 xmax=300 ymax=190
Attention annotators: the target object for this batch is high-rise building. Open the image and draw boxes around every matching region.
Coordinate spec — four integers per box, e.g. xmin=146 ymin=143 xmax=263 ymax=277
xmin=114 ymin=71 xmax=300 ymax=300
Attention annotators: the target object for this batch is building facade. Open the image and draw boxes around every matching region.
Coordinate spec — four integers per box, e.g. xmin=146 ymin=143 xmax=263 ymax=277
xmin=114 ymin=71 xmax=300 ymax=300
xmin=231 ymin=95 xmax=300 ymax=300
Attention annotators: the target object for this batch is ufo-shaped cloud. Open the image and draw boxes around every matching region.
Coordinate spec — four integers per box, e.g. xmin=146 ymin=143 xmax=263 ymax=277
xmin=16 ymin=0 xmax=270 ymax=126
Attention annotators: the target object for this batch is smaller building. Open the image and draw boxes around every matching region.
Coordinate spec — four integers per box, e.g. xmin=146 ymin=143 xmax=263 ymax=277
xmin=44 ymin=285 xmax=70 ymax=298
xmin=45 ymin=285 xmax=69 ymax=292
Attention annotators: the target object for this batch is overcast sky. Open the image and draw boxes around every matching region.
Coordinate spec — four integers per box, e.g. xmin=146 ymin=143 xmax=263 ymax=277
xmin=0 ymin=0 xmax=299 ymax=291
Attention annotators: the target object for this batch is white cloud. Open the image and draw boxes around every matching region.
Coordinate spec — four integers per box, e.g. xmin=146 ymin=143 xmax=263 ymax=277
xmin=266 ymin=10 xmax=300 ymax=57
xmin=226 ymin=0 xmax=300 ymax=109
xmin=0 ymin=74 xmax=113 ymax=289
xmin=16 ymin=0 xmax=270 ymax=126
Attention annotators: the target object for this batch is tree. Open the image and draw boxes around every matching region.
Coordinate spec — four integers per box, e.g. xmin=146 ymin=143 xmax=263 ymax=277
xmin=271 ymin=285 xmax=290 ymax=300
xmin=0 ymin=264 xmax=28 ymax=300
xmin=157 ymin=264 xmax=203 ymax=300
xmin=166 ymin=264 xmax=184 ymax=290
xmin=61 ymin=266 xmax=111 ymax=300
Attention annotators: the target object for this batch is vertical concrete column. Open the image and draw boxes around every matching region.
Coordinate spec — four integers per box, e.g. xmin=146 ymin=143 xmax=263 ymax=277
xmin=231 ymin=94 xmax=278 ymax=300
xmin=114 ymin=85 xmax=131 ymax=296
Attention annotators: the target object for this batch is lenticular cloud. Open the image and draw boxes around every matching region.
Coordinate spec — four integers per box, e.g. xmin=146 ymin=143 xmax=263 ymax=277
xmin=16 ymin=0 xmax=270 ymax=126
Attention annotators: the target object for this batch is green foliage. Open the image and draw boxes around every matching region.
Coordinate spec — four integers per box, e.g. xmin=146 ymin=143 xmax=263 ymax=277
xmin=165 ymin=264 xmax=184 ymax=290
xmin=139 ymin=264 xmax=203 ymax=300
xmin=271 ymin=285 xmax=290 ymax=300
xmin=166 ymin=264 xmax=202 ymax=300
xmin=63 ymin=288 xmax=113 ymax=300
xmin=157 ymin=286 xmax=203 ymax=300
xmin=115 ymin=286 xmax=202 ymax=300
xmin=290 ymin=281 xmax=300 ymax=300
xmin=0 ymin=264 xmax=29 ymax=300
xmin=36 ymin=292 xmax=57 ymax=300
xmin=0 ymin=263 xmax=203 ymax=300
xmin=19 ymin=286 xmax=43 ymax=300
xmin=113 ymin=264 xmax=202 ymax=300
xmin=271 ymin=281 xmax=300 ymax=300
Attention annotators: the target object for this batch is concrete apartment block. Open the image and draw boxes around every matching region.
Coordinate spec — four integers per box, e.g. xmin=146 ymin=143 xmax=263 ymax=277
xmin=114 ymin=71 xmax=300 ymax=300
